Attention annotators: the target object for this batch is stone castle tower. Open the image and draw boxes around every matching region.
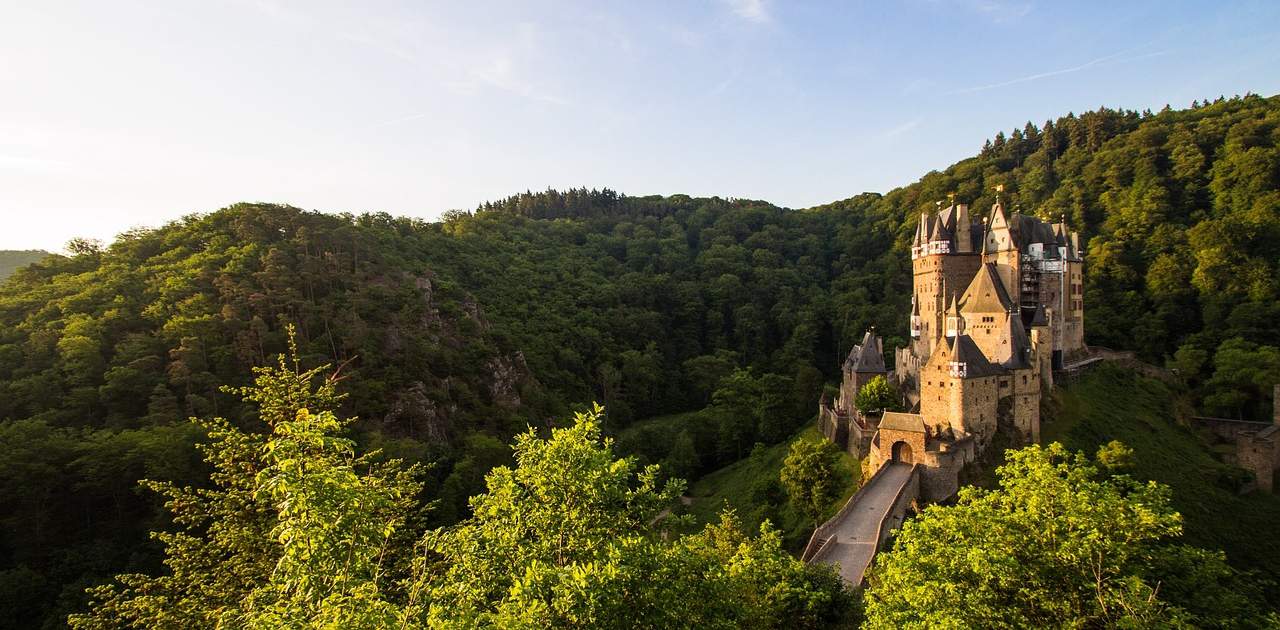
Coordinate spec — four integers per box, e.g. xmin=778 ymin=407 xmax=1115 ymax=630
xmin=822 ymin=196 xmax=1086 ymax=501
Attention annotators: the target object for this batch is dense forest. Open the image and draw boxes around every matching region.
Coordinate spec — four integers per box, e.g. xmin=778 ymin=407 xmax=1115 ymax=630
xmin=2 ymin=94 xmax=1279 ymax=627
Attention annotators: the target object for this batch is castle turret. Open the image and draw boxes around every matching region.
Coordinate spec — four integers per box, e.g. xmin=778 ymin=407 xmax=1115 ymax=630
xmin=1029 ymin=304 xmax=1054 ymax=391
xmin=912 ymin=205 xmax=983 ymax=364
xmin=984 ymin=199 xmax=1020 ymax=299
xmin=839 ymin=329 xmax=888 ymax=418
xmin=920 ymin=333 xmax=1001 ymax=444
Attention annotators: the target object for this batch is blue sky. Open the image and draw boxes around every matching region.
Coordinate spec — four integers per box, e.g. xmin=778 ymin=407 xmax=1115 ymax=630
xmin=2 ymin=0 xmax=1278 ymax=251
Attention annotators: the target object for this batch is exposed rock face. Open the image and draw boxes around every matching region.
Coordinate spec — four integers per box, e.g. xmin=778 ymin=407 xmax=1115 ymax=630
xmin=414 ymin=273 xmax=445 ymax=330
xmin=384 ymin=380 xmax=454 ymax=443
xmin=487 ymin=351 xmax=529 ymax=410
xmin=377 ymin=273 xmax=541 ymax=440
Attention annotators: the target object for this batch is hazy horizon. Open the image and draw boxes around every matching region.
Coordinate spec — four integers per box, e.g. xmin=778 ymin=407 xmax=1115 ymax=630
xmin=4 ymin=0 xmax=1279 ymax=252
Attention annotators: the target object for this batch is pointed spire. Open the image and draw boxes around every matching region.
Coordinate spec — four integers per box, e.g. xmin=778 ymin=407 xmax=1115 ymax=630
xmin=990 ymin=197 xmax=1009 ymax=230
xmin=987 ymin=197 xmax=1014 ymax=252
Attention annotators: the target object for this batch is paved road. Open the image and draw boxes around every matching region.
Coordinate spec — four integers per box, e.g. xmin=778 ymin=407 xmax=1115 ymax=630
xmin=810 ymin=462 xmax=914 ymax=585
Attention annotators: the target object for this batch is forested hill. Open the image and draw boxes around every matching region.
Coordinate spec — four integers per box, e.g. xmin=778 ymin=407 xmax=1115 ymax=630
xmin=0 ymin=250 xmax=50 ymax=281
xmin=831 ymin=92 xmax=1280 ymax=421
xmin=1 ymin=94 xmax=1279 ymax=626
xmin=0 ymin=194 xmax=898 ymax=625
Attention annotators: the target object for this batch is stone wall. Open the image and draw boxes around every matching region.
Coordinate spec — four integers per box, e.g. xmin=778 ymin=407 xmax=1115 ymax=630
xmin=1194 ymin=417 xmax=1271 ymax=442
xmin=1009 ymin=367 xmax=1041 ymax=444
xmin=849 ymin=415 xmax=875 ymax=460
xmin=954 ymin=375 xmax=998 ymax=445
xmin=1193 ymin=414 xmax=1280 ymax=494
xmin=913 ymin=253 xmax=984 ymax=361
xmin=818 ymin=401 xmax=846 ymax=448
xmin=894 ymin=347 xmax=922 ymax=408
xmin=918 ymin=360 xmax=950 ymax=427
xmin=917 ymin=438 xmax=974 ymax=502
xmin=1236 ymin=427 xmax=1278 ymax=493
xmin=1032 ymin=326 xmax=1054 ymax=391
xmin=1063 ymin=260 xmax=1086 ymax=354
xmin=877 ymin=427 xmax=926 ymax=467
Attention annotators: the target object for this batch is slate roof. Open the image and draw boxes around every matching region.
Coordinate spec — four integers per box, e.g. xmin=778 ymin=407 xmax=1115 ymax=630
xmin=844 ymin=330 xmax=887 ymax=373
xmin=1029 ymin=303 xmax=1049 ymax=328
xmin=1003 ymin=314 xmax=1033 ymax=369
xmin=879 ymin=411 xmax=927 ymax=433
xmin=915 ymin=202 xmax=1080 ymax=260
xmin=930 ymin=217 xmax=953 ymax=243
xmin=960 ymin=263 xmax=1016 ymax=314
xmin=913 ymin=205 xmax=985 ymax=252
xmin=948 ymin=334 xmax=1004 ymax=378
xmin=1009 ymin=214 xmax=1058 ymax=255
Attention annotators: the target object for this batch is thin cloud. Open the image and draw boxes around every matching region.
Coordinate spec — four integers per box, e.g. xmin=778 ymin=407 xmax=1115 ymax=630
xmin=721 ymin=0 xmax=770 ymax=23
xmin=882 ymin=119 xmax=921 ymax=139
xmin=947 ymin=49 xmax=1171 ymax=95
xmin=240 ymin=3 xmax=568 ymax=108
xmin=963 ymin=0 xmax=1033 ymax=23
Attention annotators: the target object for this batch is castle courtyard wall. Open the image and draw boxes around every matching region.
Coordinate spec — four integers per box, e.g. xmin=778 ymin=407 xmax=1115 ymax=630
xmin=955 ymin=376 xmax=999 ymax=446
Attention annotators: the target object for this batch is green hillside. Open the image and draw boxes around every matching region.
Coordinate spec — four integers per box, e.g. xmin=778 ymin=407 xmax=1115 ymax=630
xmin=1043 ymin=363 xmax=1280 ymax=587
xmin=1 ymin=95 xmax=1279 ymax=625
xmin=0 ymin=250 xmax=50 ymax=281
xmin=684 ymin=424 xmax=861 ymax=550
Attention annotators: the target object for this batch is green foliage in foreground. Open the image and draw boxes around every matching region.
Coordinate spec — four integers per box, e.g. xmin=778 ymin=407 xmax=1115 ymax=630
xmin=9 ymin=96 xmax=1280 ymax=624
xmin=71 ymin=353 xmax=853 ymax=629
xmin=1043 ymin=364 xmax=1280 ymax=595
xmin=864 ymin=442 xmax=1274 ymax=629
xmin=686 ymin=427 xmax=860 ymax=550
xmin=853 ymin=376 xmax=902 ymax=414
xmin=780 ymin=438 xmax=840 ymax=527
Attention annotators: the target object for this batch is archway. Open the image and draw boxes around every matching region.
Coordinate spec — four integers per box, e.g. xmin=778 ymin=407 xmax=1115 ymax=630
xmin=891 ymin=440 xmax=914 ymax=464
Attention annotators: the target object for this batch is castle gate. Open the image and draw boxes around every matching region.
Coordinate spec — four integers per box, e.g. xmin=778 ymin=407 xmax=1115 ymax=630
xmin=891 ymin=440 xmax=914 ymax=464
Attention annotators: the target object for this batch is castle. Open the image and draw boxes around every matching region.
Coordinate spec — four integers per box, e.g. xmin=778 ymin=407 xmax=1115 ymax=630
xmin=819 ymin=196 xmax=1085 ymax=501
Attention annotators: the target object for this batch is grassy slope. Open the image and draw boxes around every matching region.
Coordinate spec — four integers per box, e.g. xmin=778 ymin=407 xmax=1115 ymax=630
xmin=1043 ymin=364 xmax=1280 ymax=582
xmin=685 ymin=424 xmax=860 ymax=550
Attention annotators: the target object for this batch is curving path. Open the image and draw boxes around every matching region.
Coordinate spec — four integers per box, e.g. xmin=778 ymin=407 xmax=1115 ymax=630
xmin=809 ymin=462 xmax=914 ymax=585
